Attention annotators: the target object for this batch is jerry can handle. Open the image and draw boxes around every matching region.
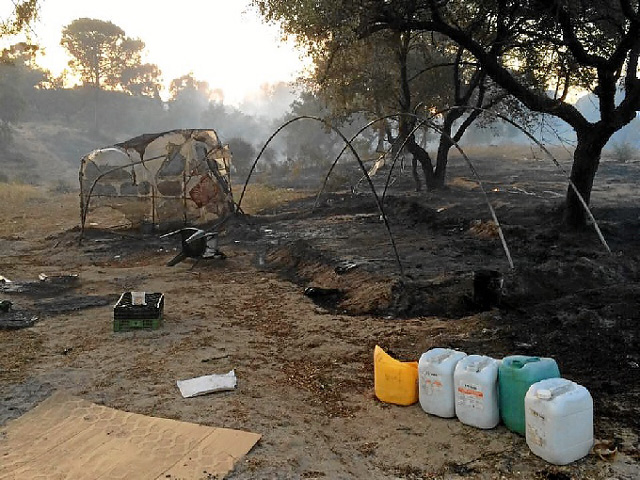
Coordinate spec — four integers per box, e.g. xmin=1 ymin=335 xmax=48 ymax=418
xmin=511 ymin=357 xmax=540 ymax=369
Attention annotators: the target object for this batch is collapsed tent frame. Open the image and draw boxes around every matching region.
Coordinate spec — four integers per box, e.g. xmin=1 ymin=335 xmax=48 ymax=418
xmin=79 ymin=129 xmax=234 ymax=237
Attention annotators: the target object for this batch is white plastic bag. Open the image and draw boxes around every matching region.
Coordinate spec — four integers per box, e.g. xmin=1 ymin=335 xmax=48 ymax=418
xmin=177 ymin=370 xmax=237 ymax=398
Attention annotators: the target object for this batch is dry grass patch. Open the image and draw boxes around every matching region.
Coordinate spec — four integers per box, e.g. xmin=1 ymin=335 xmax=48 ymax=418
xmin=233 ymin=183 xmax=310 ymax=215
xmin=0 ymin=330 xmax=43 ymax=382
xmin=0 ymin=185 xmax=79 ymax=237
xmin=0 ymin=183 xmax=45 ymax=206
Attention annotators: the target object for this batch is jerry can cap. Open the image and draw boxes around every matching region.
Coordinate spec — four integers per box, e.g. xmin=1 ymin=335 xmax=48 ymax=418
xmin=536 ymin=389 xmax=552 ymax=400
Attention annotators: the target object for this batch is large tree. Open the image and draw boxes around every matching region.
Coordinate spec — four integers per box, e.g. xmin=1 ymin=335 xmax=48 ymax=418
xmin=358 ymin=0 xmax=640 ymax=227
xmin=60 ymin=18 xmax=163 ymax=131
xmin=253 ymin=0 xmax=528 ymax=192
xmin=60 ymin=18 xmax=161 ymax=95
xmin=255 ymin=0 xmax=640 ymax=227
xmin=61 ymin=18 xmax=126 ymax=89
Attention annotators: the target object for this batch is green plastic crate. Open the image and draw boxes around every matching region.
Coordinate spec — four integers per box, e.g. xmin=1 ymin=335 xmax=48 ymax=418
xmin=113 ymin=292 xmax=164 ymax=332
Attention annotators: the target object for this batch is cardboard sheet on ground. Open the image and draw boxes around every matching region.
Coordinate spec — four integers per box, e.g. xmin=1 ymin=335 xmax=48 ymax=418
xmin=0 ymin=391 xmax=261 ymax=479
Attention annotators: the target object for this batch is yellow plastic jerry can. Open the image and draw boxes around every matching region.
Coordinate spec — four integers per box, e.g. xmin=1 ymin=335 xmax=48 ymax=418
xmin=374 ymin=345 xmax=419 ymax=406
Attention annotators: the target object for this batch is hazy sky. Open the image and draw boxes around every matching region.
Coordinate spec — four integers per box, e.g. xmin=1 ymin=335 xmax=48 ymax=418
xmin=5 ymin=0 xmax=308 ymax=105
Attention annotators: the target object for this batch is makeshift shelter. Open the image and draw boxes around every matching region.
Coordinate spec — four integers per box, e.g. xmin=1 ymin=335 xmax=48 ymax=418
xmin=79 ymin=129 xmax=234 ymax=234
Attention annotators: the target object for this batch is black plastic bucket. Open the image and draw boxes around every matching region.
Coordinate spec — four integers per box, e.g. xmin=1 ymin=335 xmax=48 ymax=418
xmin=473 ymin=270 xmax=504 ymax=309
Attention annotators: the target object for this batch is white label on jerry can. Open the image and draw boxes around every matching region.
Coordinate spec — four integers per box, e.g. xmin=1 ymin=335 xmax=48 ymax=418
xmin=527 ymin=423 xmax=546 ymax=447
xmin=457 ymin=383 xmax=484 ymax=410
xmin=421 ymin=373 xmax=443 ymax=396
xmin=526 ymin=407 xmax=548 ymax=447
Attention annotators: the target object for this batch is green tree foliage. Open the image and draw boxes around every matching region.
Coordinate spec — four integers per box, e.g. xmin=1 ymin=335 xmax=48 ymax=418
xmin=227 ymin=136 xmax=256 ymax=180
xmin=60 ymin=18 xmax=162 ymax=96
xmin=274 ymin=91 xmax=367 ymax=189
xmin=283 ymin=91 xmax=337 ymax=164
xmin=61 ymin=18 xmax=126 ymax=89
xmin=200 ymin=101 xmax=259 ymax=139
xmin=167 ymin=73 xmax=214 ymax=125
xmin=252 ymin=0 xmax=527 ymax=191
xmin=121 ymin=63 xmax=163 ymax=98
xmin=0 ymin=42 xmax=48 ymax=148
xmin=0 ymin=0 xmax=41 ymax=145
xmin=1 ymin=0 xmax=39 ymax=36
xmin=59 ymin=18 xmax=163 ymax=132
xmin=0 ymin=43 xmax=47 ymax=84
xmin=0 ymin=43 xmax=47 ymax=120
xmin=168 ymin=73 xmax=212 ymax=103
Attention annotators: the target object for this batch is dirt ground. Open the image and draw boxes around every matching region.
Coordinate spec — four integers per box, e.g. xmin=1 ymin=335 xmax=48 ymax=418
xmin=1 ymin=147 xmax=639 ymax=479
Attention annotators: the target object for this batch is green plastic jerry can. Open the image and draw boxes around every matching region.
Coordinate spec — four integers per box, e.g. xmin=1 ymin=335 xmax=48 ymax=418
xmin=498 ymin=355 xmax=560 ymax=435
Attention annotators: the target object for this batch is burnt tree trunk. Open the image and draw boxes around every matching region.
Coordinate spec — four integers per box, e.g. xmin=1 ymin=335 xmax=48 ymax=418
xmin=411 ymin=156 xmax=421 ymax=191
xmin=564 ymin=127 xmax=611 ymax=227
xmin=406 ymin=136 xmax=438 ymax=189
xmin=434 ymin=131 xmax=454 ymax=187
xmin=433 ymin=109 xmax=462 ymax=187
xmin=396 ymin=30 xmax=439 ymax=191
xmin=426 ymin=49 xmax=488 ymax=189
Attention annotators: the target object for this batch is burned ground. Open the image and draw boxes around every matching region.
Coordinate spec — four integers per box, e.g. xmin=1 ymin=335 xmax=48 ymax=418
xmin=245 ymin=175 xmax=640 ymax=457
xmin=239 ymin=151 xmax=640 ymax=464
xmin=0 ymin=150 xmax=638 ymax=479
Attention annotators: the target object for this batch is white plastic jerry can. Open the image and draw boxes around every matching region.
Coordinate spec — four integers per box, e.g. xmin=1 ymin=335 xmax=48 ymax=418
xmin=454 ymin=355 xmax=500 ymax=429
xmin=525 ymin=378 xmax=594 ymax=465
xmin=418 ymin=348 xmax=467 ymax=417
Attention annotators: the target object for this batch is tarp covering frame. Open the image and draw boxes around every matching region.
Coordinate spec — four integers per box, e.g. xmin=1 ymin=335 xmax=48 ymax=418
xmin=79 ymin=129 xmax=233 ymax=235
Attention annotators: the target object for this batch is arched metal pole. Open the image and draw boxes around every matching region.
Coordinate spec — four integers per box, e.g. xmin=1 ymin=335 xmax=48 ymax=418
xmin=384 ymin=113 xmax=515 ymax=270
xmin=80 ymin=151 xmax=165 ymax=236
xmin=314 ymin=112 xmax=515 ymax=270
xmin=432 ymin=106 xmax=611 ymax=254
xmin=314 ymin=106 xmax=611 ymax=267
xmin=313 ymin=116 xmax=391 ymax=210
xmin=80 ymin=147 xmax=224 ymax=238
xmin=239 ymin=115 xmax=404 ymax=277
